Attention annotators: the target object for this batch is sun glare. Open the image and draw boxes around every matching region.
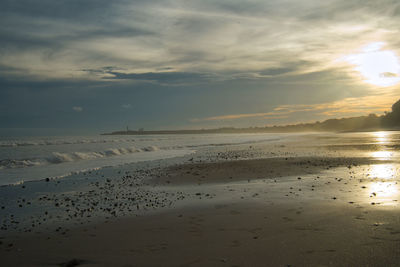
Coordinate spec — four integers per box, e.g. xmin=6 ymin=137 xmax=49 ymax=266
xmin=345 ymin=42 xmax=400 ymax=87
xmin=368 ymin=164 xmax=396 ymax=179
xmin=366 ymin=164 xmax=399 ymax=203
xmin=373 ymin=131 xmax=389 ymax=144
xmin=371 ymin=151 xmax=393 ymax=159
xmin=369 ymin=181 xmax=398 ymax=198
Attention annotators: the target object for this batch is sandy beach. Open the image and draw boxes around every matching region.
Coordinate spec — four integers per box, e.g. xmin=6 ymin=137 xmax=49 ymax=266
xmin=4 ymin=200 xmax=400 ymax=267
xmin=2 ymin=133 xmax=400 ymax=267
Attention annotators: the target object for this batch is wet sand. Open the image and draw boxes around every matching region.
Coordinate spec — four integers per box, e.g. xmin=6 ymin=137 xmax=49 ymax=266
xmin=2 ymin=155 xmax=400 ymax=266
xmin=3 ymin=201 xmax=400 ymax=267
xmin=152 ymin=156 xmax=386 ymax=185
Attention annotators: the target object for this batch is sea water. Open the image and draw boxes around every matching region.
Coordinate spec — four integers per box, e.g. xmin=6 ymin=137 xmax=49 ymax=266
xmin=2 ymin=131 xmax=400 ymax=186
xmin=0 ymin=133 xmax=283 ymax=185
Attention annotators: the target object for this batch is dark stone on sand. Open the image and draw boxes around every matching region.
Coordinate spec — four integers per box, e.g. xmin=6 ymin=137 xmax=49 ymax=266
xmin=45 ymin=178 xmax=50 ymax=182
xmin=59 ymin=258 xmax=88 ymax=267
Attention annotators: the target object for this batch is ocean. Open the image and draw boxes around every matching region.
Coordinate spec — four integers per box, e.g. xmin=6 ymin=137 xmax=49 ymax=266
xmin=0 ymin=133 xmax=282 ymax=185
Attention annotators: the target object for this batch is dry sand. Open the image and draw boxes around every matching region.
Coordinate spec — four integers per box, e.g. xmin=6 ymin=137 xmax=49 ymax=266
xmin=2 ymin=157 xmax=400 ymax=266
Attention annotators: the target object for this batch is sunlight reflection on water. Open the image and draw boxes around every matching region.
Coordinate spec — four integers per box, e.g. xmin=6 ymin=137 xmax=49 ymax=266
xmin=369 ymin=132 xmax=393 ymax=159
xmin=373 ymin=131 xmax=389 ymax=144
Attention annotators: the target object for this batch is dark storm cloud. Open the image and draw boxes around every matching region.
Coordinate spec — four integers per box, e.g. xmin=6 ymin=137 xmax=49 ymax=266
xmin=1 ymin=0 xmax=120 ymax=20
xmin=259 ymin=67 xmax=296 ymax=76
xmin=257 ymin=61 xmax=315 ymax=77
xmin=105 ymin=71 xmax=216 ymax=84
xmin=0 ymin=29 xmax=57 ymax=50
xmin=189 ymin=0 xmax=400 ymax=22
xmin=0 ymin=0 xmax=154 ymax=52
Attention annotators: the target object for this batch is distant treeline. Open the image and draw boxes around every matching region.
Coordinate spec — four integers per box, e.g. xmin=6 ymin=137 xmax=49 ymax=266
xmin=104 ymin=99 xmax=400 ymax=135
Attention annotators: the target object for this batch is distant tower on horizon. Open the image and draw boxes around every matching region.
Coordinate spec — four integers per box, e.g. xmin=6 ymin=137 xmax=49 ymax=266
xmin=126 ymin=125 xmax=129 ymax=132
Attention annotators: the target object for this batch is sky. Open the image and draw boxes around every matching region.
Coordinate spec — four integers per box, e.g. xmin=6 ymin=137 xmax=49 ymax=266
xmin=1 ymin=0 xmax=400 ymax=134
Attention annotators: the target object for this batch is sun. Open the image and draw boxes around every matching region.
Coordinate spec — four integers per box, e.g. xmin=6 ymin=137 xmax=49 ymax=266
xmin=345 ymin=42 xmax=400 ymax=87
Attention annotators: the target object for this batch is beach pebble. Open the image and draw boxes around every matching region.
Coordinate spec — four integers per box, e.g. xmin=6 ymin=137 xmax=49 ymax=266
xmin=60 ymin=258 xmax=86 ymax=267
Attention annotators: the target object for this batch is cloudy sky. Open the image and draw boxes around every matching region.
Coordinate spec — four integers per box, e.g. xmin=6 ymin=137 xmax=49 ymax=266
xmin=1 ymin=0 xmax=400 ymax=134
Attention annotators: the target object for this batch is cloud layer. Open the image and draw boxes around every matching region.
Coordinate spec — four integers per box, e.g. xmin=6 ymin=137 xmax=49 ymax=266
xmin=1 ymin=0 xmax=400 ymax=132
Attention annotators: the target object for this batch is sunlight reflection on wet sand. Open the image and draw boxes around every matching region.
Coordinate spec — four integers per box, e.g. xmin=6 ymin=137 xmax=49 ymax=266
xmin=366 ymin=132 xmax=399 ymax=206
xmin=369 ymin=181 xmax=398 ymax=198
xmin=370 ymin=151 xmax=393 ymax=159
xmin=367 ymin=164 xmax=396 ymax=179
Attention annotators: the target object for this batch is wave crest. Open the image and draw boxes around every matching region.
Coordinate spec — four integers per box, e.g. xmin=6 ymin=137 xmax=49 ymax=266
xmin=0 ymin=146 xmax=160 ymax=169
xmin=0 ymin=138 xmax=137 ymax=147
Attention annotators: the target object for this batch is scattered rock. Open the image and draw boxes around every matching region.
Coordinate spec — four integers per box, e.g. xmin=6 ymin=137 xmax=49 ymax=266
xmin=59 ymin=258 xmax=88 ymax=267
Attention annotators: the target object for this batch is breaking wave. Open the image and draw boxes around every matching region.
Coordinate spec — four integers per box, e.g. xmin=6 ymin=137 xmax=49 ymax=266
xmin=0 ymin=146 xmax=160 ymax=169
xmin=0 ymin=138 xmax=138 ymax=147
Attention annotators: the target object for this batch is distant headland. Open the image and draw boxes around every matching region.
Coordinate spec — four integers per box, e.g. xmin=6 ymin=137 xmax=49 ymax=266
xmin=103 ymin=99 xmax=400 ymax=135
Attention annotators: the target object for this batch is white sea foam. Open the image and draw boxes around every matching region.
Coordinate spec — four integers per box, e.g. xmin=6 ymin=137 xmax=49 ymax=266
xmin=0 ymin=146 xmax=161 ymax=169
xmin=0 ymin=138 xmax=138 ymax=147
xmin=0 ymin=159 xmax=44 ymax=169
xmin=0 ymin=133 xmax=285 ymax=185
